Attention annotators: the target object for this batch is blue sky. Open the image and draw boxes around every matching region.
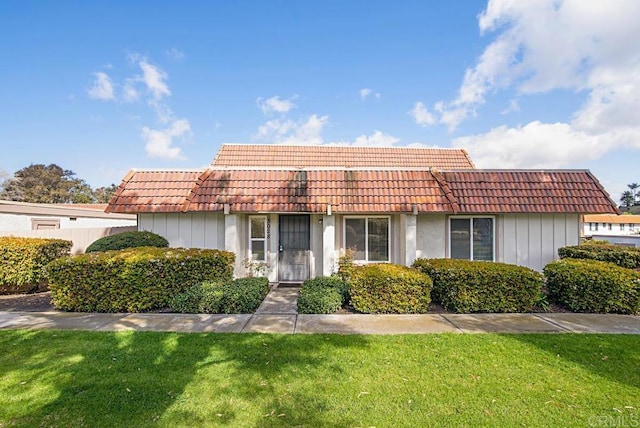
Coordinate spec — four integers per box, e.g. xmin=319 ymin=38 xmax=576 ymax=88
xmin=1 ymin=0 xmax=639 ymax=202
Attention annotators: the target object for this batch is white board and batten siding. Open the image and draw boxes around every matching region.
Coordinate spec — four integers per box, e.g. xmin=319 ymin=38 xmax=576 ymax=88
xmin=138 ymin=213 xmax=225 ymax=249
xmin=498 ymin=214 xmax=580 ymax=271
xmin=415 ymin=213 xmax=579 ymax=272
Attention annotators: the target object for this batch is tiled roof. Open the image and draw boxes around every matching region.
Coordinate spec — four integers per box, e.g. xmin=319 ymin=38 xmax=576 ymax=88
xmin=442 ymin=170 xmax=619 ymax=214
xmin=106 ymin=168 xmax=619 ymax=215
xmin=212 ymin=144 xmax=475 ymax=169
xmin=184 ymin=169 xmax=454 ymax=213
xmin=583 ymin=214 xmax=640 ymax=224
xmin=106 ymin=170 xmax=204 ymax=213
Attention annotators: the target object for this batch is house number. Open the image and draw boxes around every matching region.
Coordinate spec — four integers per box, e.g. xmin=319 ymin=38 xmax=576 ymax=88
xmin=266 ymin=218 xmax=271 ymax=239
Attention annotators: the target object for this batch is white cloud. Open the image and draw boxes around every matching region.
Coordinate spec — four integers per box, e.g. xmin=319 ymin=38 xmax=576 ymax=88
xmin=87 ymin=72 xmax=115 ymax=100
xmin=142 ymin=118 xmax=191 ymax=159
xmin=501 ymin=99 xmax=520 ymax=115
xmin=360 ymin=88 xmax=380 ymax=100
xmin=426 ymin=0 xmax=640 ymax=169
xmin=408 ymin=102 xmax=436 ymax=126
xmin=257 ymin=95 xmax=298 ymax=115
xmin=451 ymin=121 xmax=605 ymax=169
xmin=165 ymin=48 xmax=185 ymax=61
xmin=351 ymin=131 xmax=400 ymax=147
xmin=138 ymin=59 xmax=171 ymax=100
xmin=122 ymin=78 xmax=139 ymax=102
xmin=256 ymin=114 xmax=328 ymax=145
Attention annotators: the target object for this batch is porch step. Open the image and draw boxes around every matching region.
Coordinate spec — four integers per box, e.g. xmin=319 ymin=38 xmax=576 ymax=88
xmin=255 ymin=285 xmax=300 ymax=315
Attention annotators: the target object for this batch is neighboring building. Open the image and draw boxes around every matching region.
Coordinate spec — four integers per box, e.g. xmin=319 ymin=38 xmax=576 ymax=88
xmin=583 ymin=214 xmax=640 ymax=237
xmin=107 ymin=144 xmax=618 ymax=281
xmin=0 ymin=200 xmax=137 ymax=254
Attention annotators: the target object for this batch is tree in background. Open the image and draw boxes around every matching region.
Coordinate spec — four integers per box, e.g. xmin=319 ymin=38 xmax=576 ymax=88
xmin=93 ymin=184 xmax=119 ymax=203
xmin=621 ymin=190 xmax=635 ymax=208
xmin=628 ymin=183 xmax=639 ymax=204
xmin=0 ymin=164 xmax=118 ymax=204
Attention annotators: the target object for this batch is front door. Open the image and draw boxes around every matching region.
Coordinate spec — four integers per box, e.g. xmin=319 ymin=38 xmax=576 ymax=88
xmin=278 ymin=215 xmax=310 ymax=282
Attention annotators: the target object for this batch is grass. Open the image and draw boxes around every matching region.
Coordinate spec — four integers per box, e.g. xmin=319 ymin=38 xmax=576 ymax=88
xmin=0 ymin=331 xmax=638 ymax=427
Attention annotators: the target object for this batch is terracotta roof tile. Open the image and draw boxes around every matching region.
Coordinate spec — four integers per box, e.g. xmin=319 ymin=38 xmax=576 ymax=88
xmin=441 ymin=170 xmax=619 ymax=214
xmin=212 ymin=144 xmax=475 ymax=169
xmin=106 ymin=170 xmax=204 ymax=213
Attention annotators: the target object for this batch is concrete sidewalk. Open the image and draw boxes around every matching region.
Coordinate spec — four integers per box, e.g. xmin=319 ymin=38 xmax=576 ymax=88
xmin=1 ymin=285 xmax=639 ymax=335
xmin=1 ymin=310 xmax=639 ymax=335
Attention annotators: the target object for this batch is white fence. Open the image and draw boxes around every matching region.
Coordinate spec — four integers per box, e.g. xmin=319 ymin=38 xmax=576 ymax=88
xmin=0 ymin=226 xmax=137 ymax=254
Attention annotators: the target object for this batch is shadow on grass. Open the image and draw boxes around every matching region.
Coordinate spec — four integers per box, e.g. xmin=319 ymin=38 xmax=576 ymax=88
xmin=0 ymin=330 xmax=369 ymax=427
xmin=510 ymin=333 xmax=640 ymax=389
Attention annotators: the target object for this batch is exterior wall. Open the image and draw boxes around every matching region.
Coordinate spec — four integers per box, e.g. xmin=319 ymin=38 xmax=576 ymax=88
xmin=583 ymin=223 xmax=640 ymax=237
xmin=498 ymin=214 xmax=580 ymax=271
xmin=590 ymin=234 xmax=640 ymax=247
xmin=0 ymin=212 xmax=136 ymax=231
xmin=0 ymin=226 xmax=137 ymax=254
xmin=416 ymin=214 xmax=447 ymax=259
xmin=139 ymin=213 xmax=225 ymax=249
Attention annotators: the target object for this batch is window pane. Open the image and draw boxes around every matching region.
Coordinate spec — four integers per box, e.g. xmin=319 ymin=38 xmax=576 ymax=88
xmin=368 ymin=218 xmax=389 ymax=261
xmin=473 ymin=218 xmax=494 ymax=261
xmin=251 ymin=217 xmax=265 ymax=238
xmin=251 ymin=241 xmax=265 ymax=261
xmin=345 ymin=218 xmax=366 ymax=260
xmin=450 ymin=219 xmax=471 ymax=259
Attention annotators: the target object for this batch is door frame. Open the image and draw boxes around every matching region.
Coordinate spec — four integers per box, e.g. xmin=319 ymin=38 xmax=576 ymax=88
xmin=277 ymin=214 xmax=311 ymax=283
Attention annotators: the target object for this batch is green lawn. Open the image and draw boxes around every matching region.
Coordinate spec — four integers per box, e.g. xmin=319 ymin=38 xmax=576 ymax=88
xmin=0 ymin=331 xmax=638 ymax=427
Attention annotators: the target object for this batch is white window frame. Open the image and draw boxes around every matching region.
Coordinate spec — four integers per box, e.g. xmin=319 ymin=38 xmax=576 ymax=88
xmin=448 ymin=216 xmax=496 ymax=262
xmin=620 ymin=223 xmax=625 ymax=231
xmin=589 ymin=222 xmax=598 ymax=231
xmin=248 ymin=216 xmax=268 ymax=262
xmin=630 ymin=223 xmax=636 ymax=231
xmin=343 ymin=216 xmax=391 ymax=263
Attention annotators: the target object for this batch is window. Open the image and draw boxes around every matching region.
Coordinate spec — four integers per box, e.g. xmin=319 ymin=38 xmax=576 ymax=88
xmin=589 ymin=222 xmax=598 ymax=231
xmin=631 ymin=223 xmax=636 ymax=231
xmin=31 ymin=218 xmax=60 ymax=230
xmin=449 ymin=217 xmax=494 ymax=261
xmin=620 ymin=223 xmax=625 ymax=231
xmin=344 ymin=217 xmax=389 ymax=262
xmin=249 ymin=216 xmax=267 ymax=261
xmin=607 ymin=223 xmax=612 ymax=230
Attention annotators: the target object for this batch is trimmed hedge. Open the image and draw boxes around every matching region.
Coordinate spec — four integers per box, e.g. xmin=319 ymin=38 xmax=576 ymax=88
xmin=0 ymin=237 xmax=72 ymax=294
xmin=297 ymin=276 xmax=349 ymax=314
xmin=85 ymin=231 xmax=169 ymax=253
xmin=47 ymin=247 xmax=235 ymax=312
xmin=169 ymin=277 xmax=269 ymax=314
xmin=558 ymin=243 xmax=640 ymax=270
xmin=350 ymin=264 xmax=432 ymax=314
xmin=412 ymin=258 xmax=544 ymax=313
xmin=544 ymin=258 xmax=640 ymax=315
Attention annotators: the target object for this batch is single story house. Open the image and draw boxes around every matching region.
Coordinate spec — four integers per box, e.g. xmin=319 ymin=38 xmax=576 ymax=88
xmin=106 ymin=144 xmax=619 ymax=282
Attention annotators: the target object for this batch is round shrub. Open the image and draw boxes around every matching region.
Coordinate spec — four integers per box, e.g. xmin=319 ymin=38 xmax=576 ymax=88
xmin=85 ymin=231 xmax=169 ymax=253
xmin=350 ymin=264 xmax=432 ymax=314
xmin=558 ymin=244 xmax=640 ymax=270
xmin=544 ymin=258 xmax=640 ymax=314
xmin=298 ymin=287 xmax=343 ymax=314
xmin=413 ymin=258 xmax=544 ymax=313
xmin=47 ymin=247 xmax=235 ymax=312
xmin=297 ymin=276 xmax=348 ymax=314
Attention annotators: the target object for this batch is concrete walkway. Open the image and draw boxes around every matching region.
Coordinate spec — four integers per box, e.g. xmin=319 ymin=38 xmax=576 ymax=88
xmin=1 ymin=285 xmax=639 ymax=334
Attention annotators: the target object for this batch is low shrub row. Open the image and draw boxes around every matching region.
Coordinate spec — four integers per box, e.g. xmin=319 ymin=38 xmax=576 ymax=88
xmin=86 ymin=231 xmax=169 ymax=253
xmin=169 ymin=277 xmax=269 ymax=314
xmin=413 ymin=258 xmax=544 ymax=313
xmin=0 ymin=237 xmax=72 ymax=294
xmin=297 ymin=276 xmax=349 ymax=314
xmin=545 ymin=258 xmax=640 ymax=315
xmin=350 ymin=264 xmax=432 ymax=314
xmin=47 ymin=247 xmax=235 ymax=312
xmin=558 ymin=243 xmax=640 ymax=270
